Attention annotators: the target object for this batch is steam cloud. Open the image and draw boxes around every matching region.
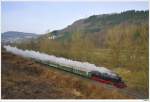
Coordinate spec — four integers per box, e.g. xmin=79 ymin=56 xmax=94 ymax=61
xmin=4 ymin=45 xmax=117 ymax=77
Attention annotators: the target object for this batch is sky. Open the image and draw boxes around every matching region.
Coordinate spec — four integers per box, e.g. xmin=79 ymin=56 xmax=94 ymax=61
xmin=1 ymin=1 xmax=149 ymax=34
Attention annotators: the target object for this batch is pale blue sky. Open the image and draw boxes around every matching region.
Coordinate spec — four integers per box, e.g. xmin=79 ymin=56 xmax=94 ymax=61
xmin=1 ymin=1 xmax=149 ymax=34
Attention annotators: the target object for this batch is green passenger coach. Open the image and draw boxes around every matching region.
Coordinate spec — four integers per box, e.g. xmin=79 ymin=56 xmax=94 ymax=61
xmin=37 ymin=60 xmax=91 ymax=78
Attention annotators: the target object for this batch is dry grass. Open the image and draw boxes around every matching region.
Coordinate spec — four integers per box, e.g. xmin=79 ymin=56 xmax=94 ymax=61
xmin=2 ymin=51 xmax=132 ymax=99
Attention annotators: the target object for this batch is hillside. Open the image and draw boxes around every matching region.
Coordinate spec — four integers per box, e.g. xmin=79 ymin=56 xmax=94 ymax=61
xmin=2 ymin=49 xmax=133 ymax=99
xmin=45 ymin=10 xmax=148 ymax=46
xmin=2 ymin=31 xmax=39 ymax=44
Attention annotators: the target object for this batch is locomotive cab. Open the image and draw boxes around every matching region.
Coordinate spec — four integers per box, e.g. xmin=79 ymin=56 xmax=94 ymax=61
xmin=90 ymin=71 xmax=113 ymax=81
xmin=90 ymin=71 xmax=100 ymax=77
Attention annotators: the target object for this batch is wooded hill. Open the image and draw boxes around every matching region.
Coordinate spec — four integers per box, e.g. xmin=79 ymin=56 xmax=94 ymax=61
xmin=47 ymin=10 xmax=148 ymax=47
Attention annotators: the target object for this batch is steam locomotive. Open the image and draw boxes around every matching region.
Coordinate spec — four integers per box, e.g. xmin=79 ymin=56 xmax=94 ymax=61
xmin=37 ymin=60 xmax=127 ymax=88
xmin=90 ymin=71 xmax=127 ymax=88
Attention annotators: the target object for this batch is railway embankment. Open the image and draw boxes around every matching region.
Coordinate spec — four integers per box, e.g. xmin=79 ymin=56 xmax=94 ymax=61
xmin=1 ymin=50 xmax=134 ymax=99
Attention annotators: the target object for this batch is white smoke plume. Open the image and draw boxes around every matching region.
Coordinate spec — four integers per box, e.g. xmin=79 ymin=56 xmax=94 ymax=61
xmin=4 ymin=45 xmax=117 ymax=77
